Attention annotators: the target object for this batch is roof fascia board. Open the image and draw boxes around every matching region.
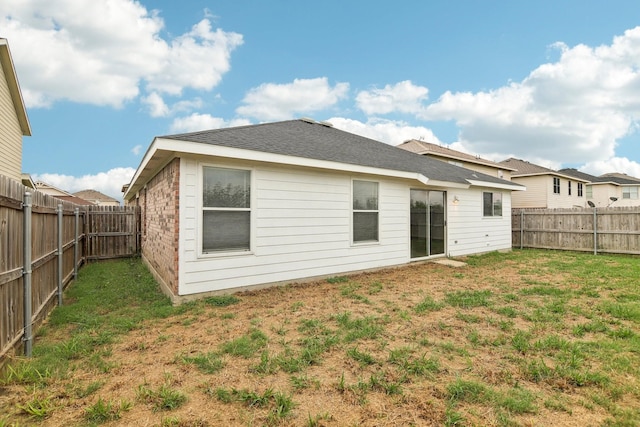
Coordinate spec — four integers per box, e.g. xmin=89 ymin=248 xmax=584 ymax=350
xmin=513 ymin=172 xmax=589 ymax=182
xmin=0 ymin=39 xmax=31 ymax=136
xmin=466 ymin=179 xmax=526 ymax=191
xmin=429 ymin=152 xmax=518 ymax=171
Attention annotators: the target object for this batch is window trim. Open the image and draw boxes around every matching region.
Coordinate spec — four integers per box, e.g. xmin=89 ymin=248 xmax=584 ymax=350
xmin=352 ymin=179 xmax=380 ymax=245
xmin=482 ymin=191 xmax=503 ymax=217
xmin=577 ymin=182 xmax=583 ymax=197
xmin=622 ymin=186 xmax=638 ymax=200
xmin=553 ymin=177 xmax=561 ymax=195
xmin=198 ymin=163 xmax=254 ymax=257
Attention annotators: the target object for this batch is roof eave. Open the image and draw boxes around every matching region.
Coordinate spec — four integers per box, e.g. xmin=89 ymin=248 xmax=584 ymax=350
xmin=467 ymin=179 xmax=526 ymax=191
xmin=0 ymin=39 xmax=31 ymax=136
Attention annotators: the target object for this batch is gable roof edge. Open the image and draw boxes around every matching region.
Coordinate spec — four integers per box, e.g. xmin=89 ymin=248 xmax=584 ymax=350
xmin=0 ymin=39 xmax=31 ymax=136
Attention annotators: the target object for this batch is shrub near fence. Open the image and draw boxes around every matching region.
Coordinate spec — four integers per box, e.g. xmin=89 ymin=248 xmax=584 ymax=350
xmin=0 ymin=175 xmax=139 ymax=361
xmin=512 ymin=206 xmax=640 ymax=255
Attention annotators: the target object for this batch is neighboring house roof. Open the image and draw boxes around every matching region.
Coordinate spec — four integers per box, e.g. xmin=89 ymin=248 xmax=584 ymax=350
xmin=126 ymin=119 xmax=524 ymax=199
xmin=73 ymin=189 xmax=119 ymax=204
xmin=559 ymin=168 xmax=639 ymax=186
xmin=0 ymin=38 xmax=31 ymax=136
xmin=397 ymin=139 xmax=517 ymax=171
xmin=500 ymin=158 xmax=589 ymax=182
xmin=599 ymin=172 xmax=640 ymax=183
xmin=35 ymin=181 xmax=94 ymax=205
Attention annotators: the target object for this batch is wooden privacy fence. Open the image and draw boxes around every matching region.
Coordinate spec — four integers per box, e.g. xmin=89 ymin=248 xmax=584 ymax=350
xmin=512 ymin=207 xmax=640 ymax=255
xmin=0 ymin=175 xmax=140 ymax=361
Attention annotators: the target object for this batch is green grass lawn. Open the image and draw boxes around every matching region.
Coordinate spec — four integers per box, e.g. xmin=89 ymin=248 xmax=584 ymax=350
xmin=1 ymin=250 xmax=639 ymax=426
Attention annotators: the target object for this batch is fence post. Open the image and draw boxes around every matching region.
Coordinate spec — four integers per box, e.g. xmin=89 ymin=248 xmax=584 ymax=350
xmin=520 ymin=210 xmax=524 ymax=250
xmin=74 ymin=207 xmax=79 ymax=278
xmin=23 ymin=192 xmax=33 ymax=357
xmin=593 ymin=207 xmax=598 ymax=255
xmin=57 ymin=204 xmax=63 ymax=306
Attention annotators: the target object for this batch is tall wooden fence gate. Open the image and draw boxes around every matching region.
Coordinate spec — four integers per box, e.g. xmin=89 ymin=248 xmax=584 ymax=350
xmin=0 ymin=175 xmax=139 ymax=361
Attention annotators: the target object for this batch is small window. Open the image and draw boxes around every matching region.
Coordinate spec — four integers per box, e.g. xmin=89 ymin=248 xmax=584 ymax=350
xmin=483 ymin=192 xmax=502 ymax=217
xmin=623 ymin=186 xmax=639 ymax=199
xmin=568 ymin=181 xmax=572 ymax=196
xmin=586 ymin=185 xmax=593 ymax=199
xmin=553 ymin=177 xmax=560 ymax=194
xmin=577 ymin=182 xmax=583 ymax=197
xmin=202 ymin=166 xmax=251 ymax=253
xmin=353 ymin=180 xmax=379 ymax=243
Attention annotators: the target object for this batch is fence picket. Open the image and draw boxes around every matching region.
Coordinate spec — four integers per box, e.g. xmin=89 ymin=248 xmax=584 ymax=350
xmin=0 ymin=176 xmax=139 ymax=362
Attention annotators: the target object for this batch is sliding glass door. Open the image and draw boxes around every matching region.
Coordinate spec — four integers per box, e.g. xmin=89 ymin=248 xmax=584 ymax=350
xmin=410 ymin=190 xmax=445 ymax=258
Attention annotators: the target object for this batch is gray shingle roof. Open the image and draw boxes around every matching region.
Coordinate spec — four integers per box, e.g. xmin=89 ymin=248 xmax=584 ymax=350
xmin=559 ymin=168 xmax=640 ymax=185
xmin=163 ymin=119 xmax=517 ymax=187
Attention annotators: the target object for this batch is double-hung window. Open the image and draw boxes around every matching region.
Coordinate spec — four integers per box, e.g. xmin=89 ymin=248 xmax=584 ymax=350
xmin=353 ymin=180 xmax=379 ymax=243
xmin=553 ymin=177 xmax=561 ymax=194
xmin=483 ymin=192 xmax=502 ymax=217
xmin=578 ymin=182 xmax=583 ymax=197
xmin=202 ymin=166 xmax=251 ymax=253
xmin=623 ymin=186 xmax=639 ymax=199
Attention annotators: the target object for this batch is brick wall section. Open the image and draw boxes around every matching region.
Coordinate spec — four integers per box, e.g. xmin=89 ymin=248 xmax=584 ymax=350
xmin=138 ymin=158 xmax=180 ymax=295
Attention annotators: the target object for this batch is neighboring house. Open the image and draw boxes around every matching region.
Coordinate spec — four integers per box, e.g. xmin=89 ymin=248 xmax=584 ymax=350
xmin=0 ymin=38 xmax=31 ymax=182
xmin=123 ymin=119 xmax=523 ymax=302
xmin=35 ymin=181 xmax=94 ymax=205
xmin=73 ymin=189 xmax=120 ymax=206
xmin=397 ymin=139 xmax=516 ymax=180
xmin=559 ymin=168 xmax=640 ymax=207
xmin=499 ymin=158 xmax=589 ymax=209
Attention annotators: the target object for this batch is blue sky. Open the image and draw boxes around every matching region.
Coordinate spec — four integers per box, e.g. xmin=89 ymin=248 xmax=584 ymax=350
xmin=2 ymin=0 xmax=640 ymax=200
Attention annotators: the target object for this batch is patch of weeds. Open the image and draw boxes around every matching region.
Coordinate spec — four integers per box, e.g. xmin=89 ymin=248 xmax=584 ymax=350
xmin=511 ymin=330 xmax=532 ymax=354
xmin=523 ymin=358 xmax=554 ymax=382
xmin=520 ymin=286 xmax=570 ymax=297
xmin=467 ymin=329 xmax=481 ymax=346
xmin=177 ymin=351 xmax=225 ymax=374
xmin=290 ymin=374 xmax=320 ymax=390
xmin=340 ymin=283 xmax=371 ymax=304
xmin=220 ymin=329 xmax=268 ymax=358
xmin=290 ymin=301 xmax=304 ymax=312
xmin=203 ymin=295 xmax=240 ymax=307
xmin=609 ymin=327 xmax=636 ymax=340
xmin=299 ymin=333 xmax=339 ymax=365
xmin=447 ymin=379 xmax=536 ymax=415
xmin=251 ymin=350 xmax=278 ymax=374
xmin=414 ymin=295 xmax=444 ymax=313
xmin=334 ymin=312 xmax=385 ymax=342
xmin=445 ymin=290 xmax=492 ymax=308
xmin=137 ymin=383 xmax=187 ymax=412
xmin=369 ymin=370 xmax=405 ymax=395
xmin=368 ymin=281 xmax=383 ymax=294
xmin=326 ymin=276 xmax=349 ymax=284
xmin=444 ymin=405 xmax=465 ymax=426
xmin=71 ymin=380 xmax=104 ymax=398
xmin=267 ymin=392 xmax=296 ymax=423
xmin=389 ymin=346 xmax=439 ymax=377
xmin=573 ymin=320 xmax=610 ymax=337
xmin=2 ymin=362 xmax=52 ymax=387
xmin=347 ymin=347 xmax=377 ymax=366
xmin=84 ymin=397 xmax=132 ymax=423
xmin=495 ymin=306 xmax=518 ymax=318
xmin=307 ymin=412 xmax=333 ymax=426
xmin=18 ymin=395 xmax=55 ymax=420
xmin=599 ymin=302 xmax=640 ymax=322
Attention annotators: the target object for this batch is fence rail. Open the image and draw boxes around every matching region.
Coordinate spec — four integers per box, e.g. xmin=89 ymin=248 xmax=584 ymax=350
xmin=512 ymin=206 xmax=640 ymax=255
xmin=0 ymin=175 xmax=139 ymax=361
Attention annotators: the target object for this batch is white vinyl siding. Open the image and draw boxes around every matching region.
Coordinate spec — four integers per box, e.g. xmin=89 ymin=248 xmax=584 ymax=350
xmin=0 ymin=59 xmax=22 ymax=181
xmin=447 ymin=188 xmax=513 ymax=257
xmin=180 ymin=158 xmax=409 ymax=295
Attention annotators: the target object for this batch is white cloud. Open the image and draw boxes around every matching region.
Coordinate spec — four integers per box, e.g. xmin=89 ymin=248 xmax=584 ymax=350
xmin=0 ymin=0 xmax=242 ymax=108
xmin=170 ymin=114 xmax=251 ymax=133
xmin=236 ymin=77 xmax=349 ymax=121
xmin=141 ymin=92 xmax=170 ymax=117
xmin=581 ymin=157 xmax=640 ymax=179
xmin=33 ymin=167 xmax=136 ymax=202
xmin=327 ymin=117 xmax=443 ymax=146
xmin=356 ymin=80 xmax=429 ymax=115
xmin=419 ymin=26 xmax=640 ymax=167
xmin=131 ymin=145 xmax=143 ymax=156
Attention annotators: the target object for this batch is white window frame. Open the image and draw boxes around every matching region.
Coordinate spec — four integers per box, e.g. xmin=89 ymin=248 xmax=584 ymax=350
xmin=199 ymin=164 xmax=254 ymax=257
xmin=622 ymin=186 xmax=638 ymax=199
xmin=553 ymin=177 xmax=561 ymax=195
xmin=483 ymin=192 xmax=502 ymax=217
xmin=352 ymin=179 xmax=379 ymax=245
xmin=577 ymin=182 xmax=583 ymax=197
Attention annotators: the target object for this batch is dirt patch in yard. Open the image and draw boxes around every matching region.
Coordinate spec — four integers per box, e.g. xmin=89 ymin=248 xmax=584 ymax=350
xmin=2 ymin=251 xmax=637 ymax=426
